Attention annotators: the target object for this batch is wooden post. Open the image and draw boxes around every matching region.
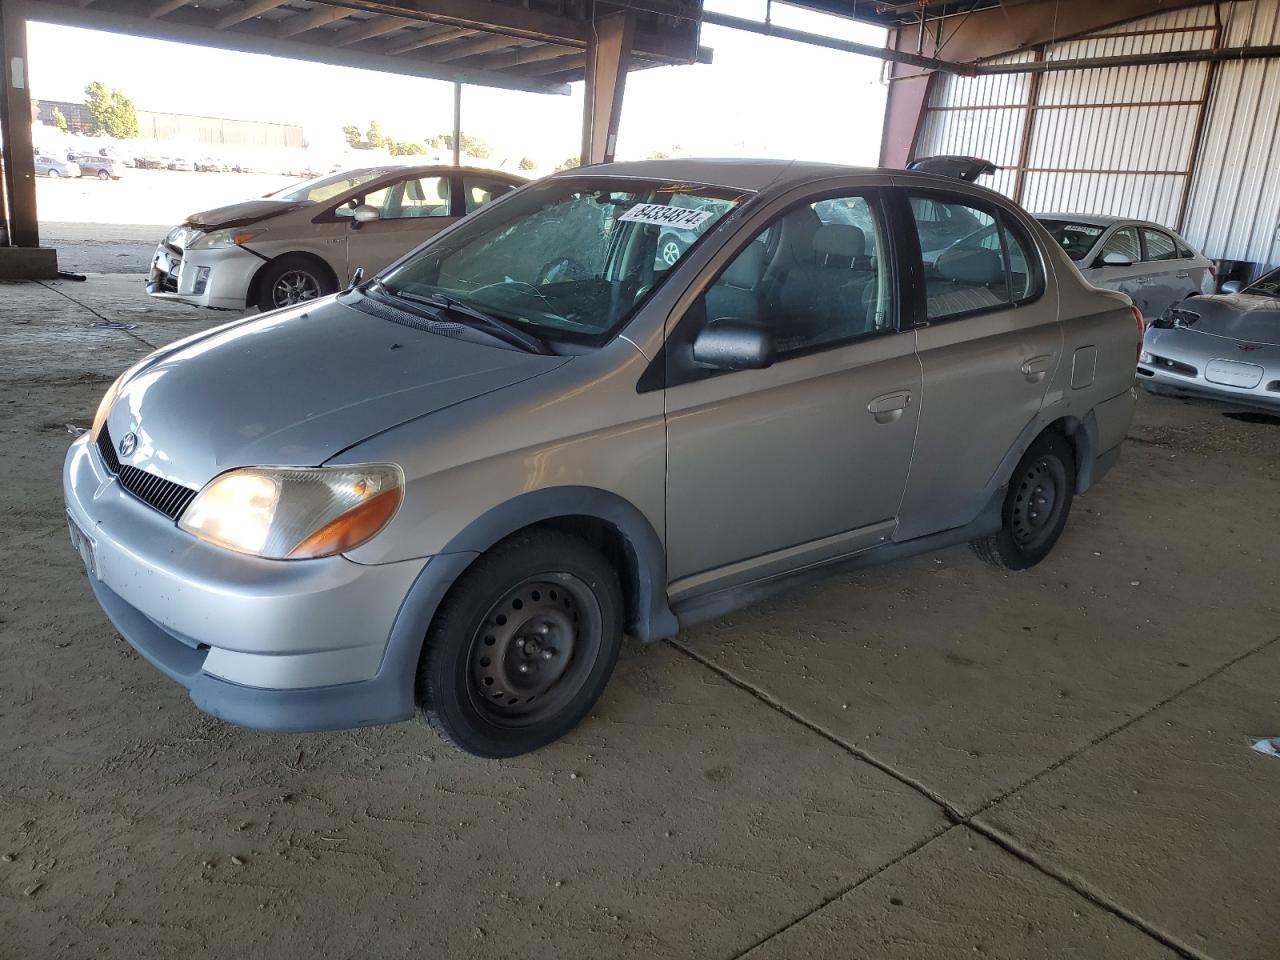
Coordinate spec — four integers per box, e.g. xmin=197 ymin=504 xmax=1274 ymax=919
xmin=0 ymin=0 xmax=39 ymax=247
xmin=452 ymin=80 xmax=462 ymax=167
xmin=580 ymin=11 xmax=634 ymax=166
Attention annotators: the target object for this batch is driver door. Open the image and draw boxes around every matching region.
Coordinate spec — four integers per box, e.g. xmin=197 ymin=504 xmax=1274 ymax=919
xmin=662 ymin=189 xmax=921 ymax=598
xmin=344 ymin=173 xmax=457 ymax=279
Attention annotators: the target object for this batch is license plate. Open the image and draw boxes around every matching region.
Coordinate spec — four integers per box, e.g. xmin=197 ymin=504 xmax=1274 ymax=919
xmin=1205 ymin=359 xmax=1263 ymax=389
xmin=67 ymin=514 xmax=97 ymax=580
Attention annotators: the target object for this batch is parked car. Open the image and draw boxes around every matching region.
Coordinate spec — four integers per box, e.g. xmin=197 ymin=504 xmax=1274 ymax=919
xmin=69 ymin=158 xmax=1139 ymax=756
xmin=71 ymin=153 xmax=123 ymax=180
xmin=167 ymin=157 xmax=195 ymax=172
xmin=146 ymin=165 xmax=524 ymax=311
xmin=34 ymin=153 xmax=80 ymax=178
xmin=194 ymin=157 xmax=224 ymax=172
xmin=1139 ymin=265 xmax=1280 ymax=411
xmin=1034 ymin=214 xmax=1215 ymax=318
xmin=134 ymin=155 xmax=166 ymax=170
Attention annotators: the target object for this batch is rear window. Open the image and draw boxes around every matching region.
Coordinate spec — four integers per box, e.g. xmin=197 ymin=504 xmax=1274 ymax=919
xmin=1036 ymin=219 xmax=1105 ymax=261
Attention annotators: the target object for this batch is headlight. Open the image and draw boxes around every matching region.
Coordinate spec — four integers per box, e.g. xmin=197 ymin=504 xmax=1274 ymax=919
xmin=187 ymin=228 xmax=262 ymax=250
xmin=90 ymin=375 xmax=122 ymax=441
xmin=178 ymin=464 xmax=403 ymax=559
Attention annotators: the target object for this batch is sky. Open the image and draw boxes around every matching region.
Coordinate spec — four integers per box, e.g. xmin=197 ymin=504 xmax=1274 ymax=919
xmin=27 ymin=0 xmax=889 ymax=169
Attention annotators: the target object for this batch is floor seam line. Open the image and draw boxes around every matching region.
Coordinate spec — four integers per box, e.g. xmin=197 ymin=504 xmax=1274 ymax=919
xmin=726 ymin=823 xmax=958 ymax=960
xmin=671 ymin=635 xmax=1277 ymax=960
xmin=964 ymin=631 xmax=1280 ymax=820
xmin=34 ymin=280 xmax=159 ymax=350
xmin=666 ymin=638 xmax=966 ymax=819
xmin=968 ymin=818 xmax=1216 ymax=960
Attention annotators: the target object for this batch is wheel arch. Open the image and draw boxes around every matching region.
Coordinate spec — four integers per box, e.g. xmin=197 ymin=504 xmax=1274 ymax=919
xmin=245 ymin=250 xmax=339 ymax=310
xmin=437 ymin=487 xmax=677 ymax=645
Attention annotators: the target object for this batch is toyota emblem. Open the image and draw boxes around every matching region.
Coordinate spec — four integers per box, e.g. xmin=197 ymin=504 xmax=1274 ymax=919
xmin=118 ymin=431 xmax=138 ymax=457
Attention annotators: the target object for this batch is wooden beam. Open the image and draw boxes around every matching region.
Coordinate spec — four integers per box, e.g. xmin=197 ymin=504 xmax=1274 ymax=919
xmin=333 ymin=13 xmax=413 ymax=46
xmin=519 ymin=52 xmax=584 ymax=76
xmin=216 ymin=0 xmax=290 ymax=30
xmin=473 ymin=41 xmax=578 ymax=70
xmin=287 ymin=0 xmax=588 ymax=45
xmin=275 ymin=4 xmax=350 ymax=38
xmin=26 ymin=1 xmax=570 ymax=94
xmin=384 ymin=24 xmax=471 ymax=55
xmin=150 ymin=0 xmax=194 ymax=19
xmin=433 ymin=31 xmax=531 ymax=62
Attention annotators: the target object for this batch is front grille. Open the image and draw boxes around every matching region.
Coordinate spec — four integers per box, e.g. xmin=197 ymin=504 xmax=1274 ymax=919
xmin=1147 ymin=354 xmax=1198 ymax=378
xmin=97 ymin=426 xmax=198 ymax=520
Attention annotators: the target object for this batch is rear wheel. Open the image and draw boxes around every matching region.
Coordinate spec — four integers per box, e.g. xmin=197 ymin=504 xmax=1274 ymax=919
xmin=46 ymin=169 xmax=58 ymax=180
xmin=97 ymin=169 xmax=110 ymax=181
xmin=416 ymin=530 xmax=623 ymax=758
xmin=253 ymin=255 xmax=336 ymax=312
xmin=971 ymin=431 xmax=1076 ymax=570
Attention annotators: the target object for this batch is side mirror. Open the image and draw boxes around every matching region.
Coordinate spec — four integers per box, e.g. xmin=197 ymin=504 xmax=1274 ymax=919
xmin=1098 ymin=251 xmax=1133 ymax=268
xmin=352 ymin=204 xmax=380 ymax=224
xmin=1220 ymin=280 xmax=1243 ymax=295
xmin=692 ymin=318 xmax=774 ymax=371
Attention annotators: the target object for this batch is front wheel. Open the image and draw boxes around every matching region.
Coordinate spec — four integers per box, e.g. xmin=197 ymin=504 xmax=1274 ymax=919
xmin=253 ymin=256 xmax=336 ymax=312
xmin=416 ymin=530 xmax=623 ymax=758
xmin=971 ymin=431 xmax=1076 ymax=570
xmin=97 ymin=169 xmax=110 ymax=181
xmin=46 ymin=169 xmax=58 ymax=180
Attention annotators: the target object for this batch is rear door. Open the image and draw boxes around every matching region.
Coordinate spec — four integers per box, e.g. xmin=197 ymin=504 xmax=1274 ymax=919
xmin=1088 ymin=225 xmax=1151 ymax=314
xmin=1139 ymin=226 xmax=1193 ymax=316
xmin=344 ymin=171 xmax=457 ymax=277
xmin=895 ymin=186 xmax=1063 ymax=539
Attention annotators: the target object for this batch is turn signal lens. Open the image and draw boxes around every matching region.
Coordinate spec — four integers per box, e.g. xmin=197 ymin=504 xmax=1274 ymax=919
xmin=179 ymin=464 xmax=403 ymax=559
xmin=90 ymin=376 xmax=122 ymax=441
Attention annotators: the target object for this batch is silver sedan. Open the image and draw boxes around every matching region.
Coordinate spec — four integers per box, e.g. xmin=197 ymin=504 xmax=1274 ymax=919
xmin=1035 ymin=213 xmax=1216 ymax=320
xmin=1139 ymin=267 xmax=1280 ymax=411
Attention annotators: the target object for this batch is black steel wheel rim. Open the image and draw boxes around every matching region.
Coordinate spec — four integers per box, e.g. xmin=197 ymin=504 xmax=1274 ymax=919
xmin=272 ymin=269 xmax=321 ymax=307
xmin=1010 ymin=454 xmax=1066 ymax=549
xmin=466 ymin=573 xmax=602 ymax=728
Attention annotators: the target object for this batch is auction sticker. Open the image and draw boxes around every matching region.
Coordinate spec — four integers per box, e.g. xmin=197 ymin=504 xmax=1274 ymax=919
xmin=618 ymin=203 xmax=715 ymax=230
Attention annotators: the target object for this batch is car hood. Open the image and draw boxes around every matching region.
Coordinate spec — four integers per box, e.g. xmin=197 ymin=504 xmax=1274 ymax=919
xmin=1178 ymin=293 xmax=1280 ymax=346
xmin=104 ymin=298 xmax=570 ymax=489
xmin=185 ymin=198 xmax=305 ymax=230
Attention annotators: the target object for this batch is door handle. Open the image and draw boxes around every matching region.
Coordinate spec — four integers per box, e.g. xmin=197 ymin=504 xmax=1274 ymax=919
xmin=868 ymin=391 xmax=911 ymax=424
xmin=1020 ymin=355 xmax=1053 ymax=383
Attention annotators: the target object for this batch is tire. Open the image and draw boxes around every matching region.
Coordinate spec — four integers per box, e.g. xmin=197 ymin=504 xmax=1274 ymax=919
xmin=97 ymin=169 xmax=110 ymax=181
xmin=46 ymin=169 xmax=58 ymax=180
xmin=416 ymin=529 xmax=624 ymax=758
xmin=253 ymin=255 xmax=336 ymax=312
xmin=971 ymin=430 xmax=1076 ymax=571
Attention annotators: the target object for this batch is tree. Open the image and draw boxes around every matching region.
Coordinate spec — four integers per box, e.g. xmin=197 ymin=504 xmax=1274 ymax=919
xmin=435 ymin=131 xmax=493 ymax=159
xmin=342 ymin=125 xmax=363 ymax=148
xmin=517 ymin=156 xmax=538 ymax=171
xmin=556 ymin=156 xmax=581 ymax=172
xmin=51 ymin=107 xmax=68 ymax=133
xmin=366 ymin=120 xmax=387 ymax=149
xmin=83 ymin=81 xmax=138 ymax=139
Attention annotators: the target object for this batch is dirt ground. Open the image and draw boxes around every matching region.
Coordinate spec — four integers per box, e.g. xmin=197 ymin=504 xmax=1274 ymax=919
xmin=2 ymin=274 xmax=1278 ymax=960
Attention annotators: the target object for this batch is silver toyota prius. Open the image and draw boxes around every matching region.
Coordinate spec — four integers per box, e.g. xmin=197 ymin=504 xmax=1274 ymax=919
xmin=66 ymin=158 xmax=1140 ymax=757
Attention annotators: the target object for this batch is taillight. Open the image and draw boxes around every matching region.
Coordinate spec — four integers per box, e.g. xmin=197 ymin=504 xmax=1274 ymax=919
xmin=1209 ymin=263 xmax=1218 ymax=282
xmin=1132 ymin=306 xmax=1145 ymax=361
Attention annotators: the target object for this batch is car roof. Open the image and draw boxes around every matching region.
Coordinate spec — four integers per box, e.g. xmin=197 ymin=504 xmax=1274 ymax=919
xmin=342 ymin=164 xmax=525 ymax=180
xmin=563 ymin=158 xmax=879 ymax=192
xmin=1034 ymin=212 xmax=1184 ymax=235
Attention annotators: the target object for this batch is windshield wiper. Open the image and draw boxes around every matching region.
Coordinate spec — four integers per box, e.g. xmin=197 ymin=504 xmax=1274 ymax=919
xmin=373 ymin=281 xmax=552 ymax=355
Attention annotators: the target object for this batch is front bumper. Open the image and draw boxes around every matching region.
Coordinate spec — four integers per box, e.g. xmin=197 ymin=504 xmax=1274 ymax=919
xmin=146 ymin=240 xmax=261 ymax=310
xmin=1137 ymin=363 xmax=1280 ymax=413
xmin=63 ymin=435 xmax=444 ymax=731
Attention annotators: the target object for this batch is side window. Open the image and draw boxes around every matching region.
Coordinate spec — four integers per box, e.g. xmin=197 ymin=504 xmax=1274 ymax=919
xmin=380 ymin=175 xmax=451 ymax=220
xmin=1101 ymin=227 xmax=1141 ymax=264
xmin=700 ymin=193 xmax=894 ymax=358
xmin=463 ymin=177 xmax=515 ymax=214
xmin=1002 ymin=222 xmax=1036 ymax=300
xmin=1142 ymin=228 xmax=1177 ymax=262
xmin=908 ymin=195 xmax=1015 ymax=321
xmin=1175 ymin=238 xmax=1195 ymax=259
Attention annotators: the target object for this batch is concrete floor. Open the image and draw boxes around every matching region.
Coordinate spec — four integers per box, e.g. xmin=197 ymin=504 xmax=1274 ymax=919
xmin=2 ymin=274 xmax=1278 ymax=959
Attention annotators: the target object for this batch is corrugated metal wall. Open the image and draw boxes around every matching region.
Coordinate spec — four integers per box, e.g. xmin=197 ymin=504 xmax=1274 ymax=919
xmin=913 ymin=1 xmax=1280 ymax=268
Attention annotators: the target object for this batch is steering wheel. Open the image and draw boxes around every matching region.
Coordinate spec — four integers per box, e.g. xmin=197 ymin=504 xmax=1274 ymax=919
xmin=535 ymin=257 xmax=590 ymax=286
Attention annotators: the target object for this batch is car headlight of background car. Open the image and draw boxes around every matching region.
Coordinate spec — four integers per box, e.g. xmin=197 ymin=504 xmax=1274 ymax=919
xmin=178 ymin=464 xmax=403 ymax=559
xmin=185 ymin=228 xmax=262 ymax=251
